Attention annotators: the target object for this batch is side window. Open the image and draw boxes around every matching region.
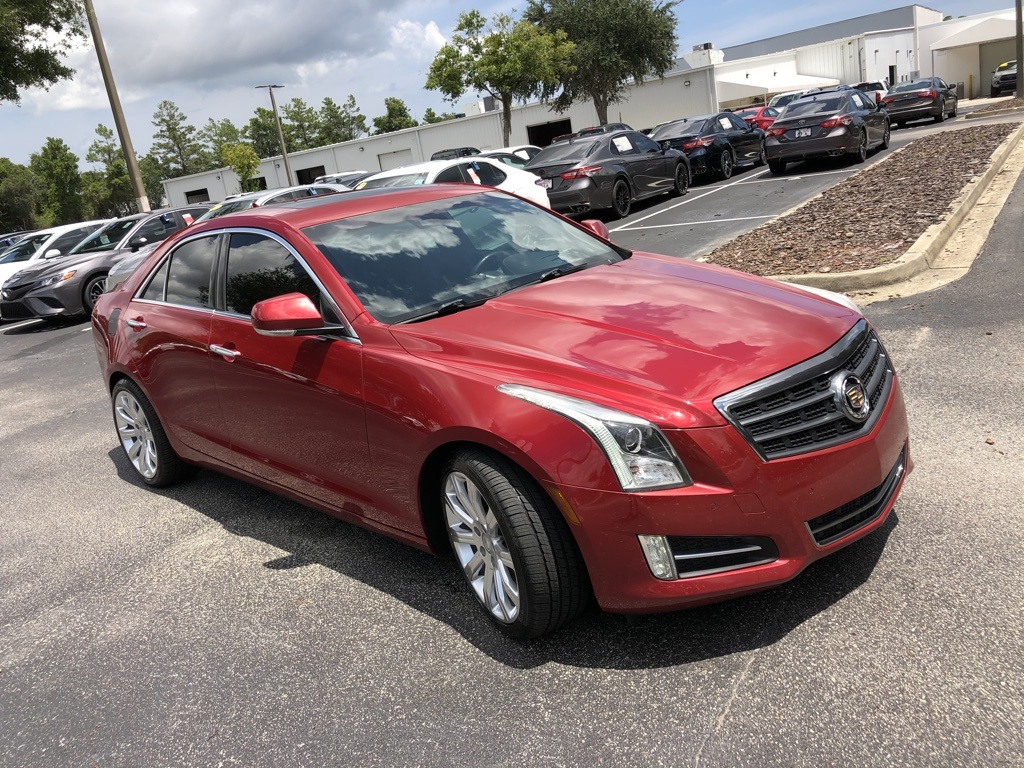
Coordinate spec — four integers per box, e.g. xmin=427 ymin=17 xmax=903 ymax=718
xmin=632 ymin=133 xmax=661 ymax=153
xmin=224 ymin=232 xmax=320 ymax=316
xmin=434 ymin=165 xmax=465 ymax=184
xmin=470 ymin=162 xmax=506 ymax=186
xmin=727 ymin=114 xmax=748 ymax=130
xmin=766 ymin=108 xmax=779 ymax=118
xmin=180 ymin=207 xmax=208 ymax=226
xmin=134 ymin=215 xmax=179 ymax=245
xmin=140 ymin=259 xmax=169 ymax=301
xmin=49 ymin=227 xmax=95 ymax=256
xmin=164 ymin=235 xmax=217 ymax=308
xmin=609 ymin=135 xmax=637 ymax=156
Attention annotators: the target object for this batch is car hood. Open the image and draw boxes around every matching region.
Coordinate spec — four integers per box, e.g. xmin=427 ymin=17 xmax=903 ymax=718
xmin=5 ymin=247 xmax=129 ymax=284
xmin=389 ymin=254 xmax=859 ymax=428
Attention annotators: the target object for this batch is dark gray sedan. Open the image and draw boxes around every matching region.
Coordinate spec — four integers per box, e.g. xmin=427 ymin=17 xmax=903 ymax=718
xmin=0 ymin=205 xmax=208 ymax=320
xmin=524 ymin=130 xmax=689 ymax=219
xmin=881 ymin=77 xmax=958 ymax=127
xmin=765 ymin=89 xmax=890 ymax=175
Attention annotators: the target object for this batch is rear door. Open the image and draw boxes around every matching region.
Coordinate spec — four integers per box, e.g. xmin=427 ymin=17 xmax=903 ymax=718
xmin=723 ymin=113 xmax=761 ymax=163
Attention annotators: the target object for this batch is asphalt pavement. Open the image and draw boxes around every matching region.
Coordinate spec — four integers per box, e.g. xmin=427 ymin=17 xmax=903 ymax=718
xmin=1 ymin=107 xmax=1022 ymax=766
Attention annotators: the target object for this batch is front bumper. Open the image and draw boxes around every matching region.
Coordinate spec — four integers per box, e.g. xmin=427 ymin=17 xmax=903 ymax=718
xmin=0 ymin=283 xmax=82 ymax=319
xmin=766 ymin=128 xmax=859 ymax=163
xmin=552 ymin=378 xmax=910 ymax=613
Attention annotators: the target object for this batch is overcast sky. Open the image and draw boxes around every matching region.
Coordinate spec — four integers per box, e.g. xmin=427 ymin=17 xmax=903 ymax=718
xmin=0 ymin=0 xmax=1010 ymax=169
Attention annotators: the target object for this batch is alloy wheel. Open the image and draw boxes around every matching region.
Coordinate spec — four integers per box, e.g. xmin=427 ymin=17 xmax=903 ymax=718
xmin=444 ymin=471 xmax=520 ymax=623
xmin=114 ymin=390 xmax=158 ymax=479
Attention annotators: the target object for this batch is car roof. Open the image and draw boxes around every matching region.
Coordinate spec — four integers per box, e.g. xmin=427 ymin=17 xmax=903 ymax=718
xmin=364 ymin=157 xmax=501 ymax=180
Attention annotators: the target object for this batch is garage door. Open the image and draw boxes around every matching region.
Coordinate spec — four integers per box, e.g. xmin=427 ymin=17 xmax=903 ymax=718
xmin=378 ymin=149 xmax=414 ymax=171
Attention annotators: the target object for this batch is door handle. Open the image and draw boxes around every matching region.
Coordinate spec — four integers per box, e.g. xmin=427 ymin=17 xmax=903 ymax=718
xmin=210 ymin=344 xmax=240 ymax=361
xmin=125 ymin=317 xmax=146 ymax=330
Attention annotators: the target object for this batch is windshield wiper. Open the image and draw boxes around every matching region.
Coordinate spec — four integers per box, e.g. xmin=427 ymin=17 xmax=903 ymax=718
xmin=538 ymin=263 xmax=591 ymax=282
xmin=403 ymin=296 xmax=491 ymax=323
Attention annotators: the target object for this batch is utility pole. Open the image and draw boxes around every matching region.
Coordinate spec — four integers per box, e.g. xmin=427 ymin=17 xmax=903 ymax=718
xmin=83 ymin=0 xmax=150 ymax=212
xmin=256 ymin=85 xmax=293 ymax=186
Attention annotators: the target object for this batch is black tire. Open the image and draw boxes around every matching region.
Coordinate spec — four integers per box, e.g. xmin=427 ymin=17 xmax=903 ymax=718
xmin=880 ymin=121 xmax=891 ymax=150
xmin=111 ymin=379 xmax=192 ymax=487
xmin=897 ymin=121 xmax=907 ymax=129
xmin=717 ymin=149 xmax=734 ymax=180
xmin=852 ymin=130 xmax=868 ymax=164
xmin=934 ymin=102 xmax=945 ymax=123
xmin=754 ymin=142 xmax=767 ymax=167
xmin=610 ymin=179 xmax=632 ymax=219
xmin=949 ymin=101 xmax=957 ymax=118
xmin=82 ymin=273 xmax=107 ymax=314
xmin=768 ymin=159 xmax=787 ymax=175
xmin=671 ymin=162 xmax=689 ymax=196
xmin=442 ymin=449 xmax=589 ymax=639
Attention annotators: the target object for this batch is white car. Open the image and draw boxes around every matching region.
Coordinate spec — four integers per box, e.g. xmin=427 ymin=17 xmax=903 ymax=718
xmin=355 ymin=157 xmax=550 ymax=208
xmin=0 ymin=219 xmax=111 ymax=290
xmin=481 ymin=144 xmax=542 ymax=162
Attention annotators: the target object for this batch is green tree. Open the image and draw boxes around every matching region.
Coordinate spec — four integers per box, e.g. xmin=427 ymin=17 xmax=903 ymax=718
xmin=525 ymin=0 xmax=679 ymax=125
xmin=426 ymin=10 xmax=573 ymax=146
xmin=222 ymin=144 xmax=262 ymax=194
xmin=372 ymin=97 xmax=418 ymax=135
xmin=29 ymin=137 xmax=84 ymax=225
xmin=150 ymin=100 xmax=209 ymax=177
xmin=199 ymin=118 xmax=243 ymax=170
xmin=317 ymin=95 xmax=368 ymax=145
xmin=244 ymin=107 xmax=280 ymax=159
xmin=84 ymin=124 xmax=134 ymax=217
xmin=0 ymin=158 xmax=41 ymax=231
xmin=0 ymin=0 xmax=86 ymax=104
xmin=423 ymin=107 xmax=458 ymax=124
xmin=281 ymin=97 xmax=320 ymax=152
xmin=138 ymin=153 xmax=167 ymax=208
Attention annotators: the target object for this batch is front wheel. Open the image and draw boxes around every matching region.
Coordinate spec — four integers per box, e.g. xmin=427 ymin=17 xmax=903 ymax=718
xmin=671 ymin=163 xmax=689 ymax=196
xmin=111 ymin=379 xmax=192 ymax=487
xmin=610 ymin=179 xmax=632 ymax=219
xmin=717 ymin=149 xmax=734 ymax=180
xmin=82 ymin=274 xmax=107 ymax=314
xmin=768 ymin=159 xmax=787 ymax=175
xmin=442 ymin=449 xmax=588 ymax=639
xmin=880 ymin=121 xmax=891 ymax=150
xmin=948 ymin=101 xmax=958 ymax=118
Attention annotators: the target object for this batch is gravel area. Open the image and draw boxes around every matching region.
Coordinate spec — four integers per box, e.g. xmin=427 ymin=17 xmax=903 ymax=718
xmin=973 ymin=97 xmax=1024 ymax=114
xmin=704 ymin=123 xmax=1017 ymax=276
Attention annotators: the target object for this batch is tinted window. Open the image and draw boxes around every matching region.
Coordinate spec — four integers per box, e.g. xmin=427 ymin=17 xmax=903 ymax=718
xmin=140 ymin=259 xmax=169 ymax=301
xmin=164 ymin=236 xmax=217 ymax=308
xmin=224 ymin=232 xmax=319 ymax=316
xmin=632 ymin=133 xmax=662 ymax=153
xmin=134 ymin=214 xmax=180 ymax=246
xmin=74 ymin=219 xmax=141 ymax=254
xmin=609 ymin=135 xmax=637 ymax=156
xmin=526 ymin=140 xmax=600 ymax=167
xmin=359 ymin=172 xmax=430 ymax=189
xmin=650 ymin=118 xmax=708 ymax=140
xmin=467 ymin=162 xmax=506 ymax=186
xmin=434 ymin=165 xmax=465 ymax=184
xmin=783 ymin=96 xmax=845 ymax=117
xmin=0 ymin=233 xmax=49 ymax=263
xmin=889 ymin=80 xmax=933 ymax=93
xmin=727 ymin=114 xmax=748 ymax=130
xmin=49 ymin=227 xmax=97 ymax=257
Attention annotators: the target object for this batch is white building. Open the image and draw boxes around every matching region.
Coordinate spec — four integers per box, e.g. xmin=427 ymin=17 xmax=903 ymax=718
xmin=163 ymin=4 xmax=1014 ymax=207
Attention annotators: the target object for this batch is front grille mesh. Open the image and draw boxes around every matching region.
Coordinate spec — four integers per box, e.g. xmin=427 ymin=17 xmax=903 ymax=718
xmin=715 ymin=322 xmax=893 ymax=460
xmin=807 ymin=446 xmax=906 ymax=546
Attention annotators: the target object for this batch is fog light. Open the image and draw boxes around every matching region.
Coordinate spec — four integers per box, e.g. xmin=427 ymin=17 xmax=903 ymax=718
xmin=638 ymin=535 xmax=677 ymax=580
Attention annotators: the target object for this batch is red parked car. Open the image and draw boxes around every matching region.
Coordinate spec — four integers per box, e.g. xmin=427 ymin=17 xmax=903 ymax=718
xmin=732 ymin=105 xmax=781 ymax=131
xmin=92 ymin=185 xmax=911 ymax=639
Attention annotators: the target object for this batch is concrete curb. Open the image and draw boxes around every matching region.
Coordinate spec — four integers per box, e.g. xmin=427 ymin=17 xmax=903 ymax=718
xmin=773 ymin=120 xmax=1024 ymax=292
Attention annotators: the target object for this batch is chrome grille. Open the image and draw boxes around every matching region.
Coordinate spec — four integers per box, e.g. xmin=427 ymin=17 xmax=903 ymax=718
xmin=714 ymin=320 xmax=894 ymax=461
xmin=665 ymin=535 xmax=779 ymax=578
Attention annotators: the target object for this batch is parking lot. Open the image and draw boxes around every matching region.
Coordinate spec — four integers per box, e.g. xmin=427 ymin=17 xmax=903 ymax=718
xmin=1 ymin=108 xmax=1023 ymax=766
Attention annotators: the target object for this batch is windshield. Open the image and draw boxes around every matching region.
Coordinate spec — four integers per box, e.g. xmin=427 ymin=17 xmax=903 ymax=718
xmin=997 ymin=61 xmax=1016 ymax=71
xmin=72 ymin=218 xmax=140 ymax=254
xmin=303 ymin=191 xmax=625 ymax=323
xmin=889 ymin=80 xmax=933 ymax=93
xmin=650 ymin=118 xmax=708 ymax=140
xmin=195 ymin=200 xmax=257 ymax=222
xmin=358 ymin=173 xmax=431 ymax=189
xmin=781 ymin=96 xmax=845 ymax=117
xmin=0 ymin=232 xmax=50 ymax=263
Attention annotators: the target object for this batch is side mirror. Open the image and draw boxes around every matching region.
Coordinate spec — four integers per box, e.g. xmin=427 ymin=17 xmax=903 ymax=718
xmin=579 ymin=219 xmax=610 ymax=240
xmin=43 ymin=248 xmax=61 ymax=259
xmin=129 ymin=236 xmax=149 ymax=252
xmin=251 ymin=293 xmax=326 ymax=337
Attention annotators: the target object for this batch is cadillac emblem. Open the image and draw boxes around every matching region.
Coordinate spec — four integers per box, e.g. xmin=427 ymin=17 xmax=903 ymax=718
xmin=830 ymin=371 xmax=870 ymax=423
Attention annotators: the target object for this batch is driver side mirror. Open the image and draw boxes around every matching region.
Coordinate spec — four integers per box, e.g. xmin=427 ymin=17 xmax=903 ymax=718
xmin=43 ymin=248 xmax=61 ymax=259
xmin=129 ymin=236 xmax=149 ymax=252
xmin=579 ymin=219 xmax=610 ymax=240
xmin=251 ymin=293 xmax=327 ymax=337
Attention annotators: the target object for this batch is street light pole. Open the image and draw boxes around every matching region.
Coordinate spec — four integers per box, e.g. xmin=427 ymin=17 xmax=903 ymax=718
xmin=83 ymin=0 xmax=150 ymax=212
xmin=256 ymin=85 xmax=293 ymax=186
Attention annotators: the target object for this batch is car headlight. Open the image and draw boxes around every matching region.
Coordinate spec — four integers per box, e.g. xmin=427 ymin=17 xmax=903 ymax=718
xmin=497 ymin=384 xmax=692 ymax=491
xmin=37 ymin=269 xmax=77 ymax=288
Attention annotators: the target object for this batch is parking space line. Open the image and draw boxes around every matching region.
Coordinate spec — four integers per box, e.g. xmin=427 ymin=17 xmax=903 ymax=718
xmin=1 ymin=319 xmax=44 ymax=332
xmin=733 ymin=169 xmax=854 ymax=185
xmin=620 ymin=215 xmax=776 ymax=231
xmin=611 ymin=169 xmax=770 ymax=232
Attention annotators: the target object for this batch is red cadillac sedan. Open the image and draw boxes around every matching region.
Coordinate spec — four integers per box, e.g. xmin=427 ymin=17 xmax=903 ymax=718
xmin=92 ymin=185 xmax=910 ymax=639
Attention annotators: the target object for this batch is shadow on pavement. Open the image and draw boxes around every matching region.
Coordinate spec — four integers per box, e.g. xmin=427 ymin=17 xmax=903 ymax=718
xmin=107 ymin=446 xmax=897 ymax=670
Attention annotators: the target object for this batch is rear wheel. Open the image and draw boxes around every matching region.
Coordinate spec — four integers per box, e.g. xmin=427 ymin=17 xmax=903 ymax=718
xmin=111 ymin=379 xmax=192 ymax=487
xmin=754 ymin=142 xmax=767 ymax=167
xmin=934 ymin=102 xmax=945 ymax=123
xmin=717 ymin=149 xmax=734 ymax=180
xmin=82 ymin=274 xmax=107 ymax=314
xmin=610 ymin=179 xmax=632 ymax=219
xmin=442 ymin=449 xmax=588 ymax=639
xmin=768 ymin=159 xmax=787 ymax=175
xmin=671 ymin=163 xmax=689 ymax=196
xmin=852 ymin=130 xmax=868 ymax=163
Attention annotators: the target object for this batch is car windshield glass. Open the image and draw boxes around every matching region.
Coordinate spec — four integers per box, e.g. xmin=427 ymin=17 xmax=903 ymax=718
xmin=0 ymin=232 xmax=50 ymax=263
xmin=997 ymin=61 xmax=1015 ymax=71
xmin=195 ymin=200 xmax=256 ymax=221
xmin=733 ymin=109 xmax=758 ymax=117
xmin=359 ymin=173 xmax=431 ymax=189
xmin=650 ymin=119 xmax=707 ymax=140
xmin=72 ymin=218 xmax=139 ymax=254
xmin=527 ymin=140 xmax=600 ymax=166
xmin=889 ymin=80 xmax=933 ymax=93
xmin=303 ymin=191 xmax=625 ymax=324
xmin=781 ymin=96 xmax=844 ymax=117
